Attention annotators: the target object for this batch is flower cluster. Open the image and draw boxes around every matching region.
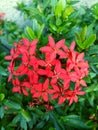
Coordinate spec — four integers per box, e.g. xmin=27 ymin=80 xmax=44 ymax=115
xmin=5 ymin=36 xmax=89 ymax=109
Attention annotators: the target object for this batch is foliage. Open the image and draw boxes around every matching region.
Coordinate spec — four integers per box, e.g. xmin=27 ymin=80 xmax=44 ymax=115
xmin=0 ymin=0 xmax=98 ymax=129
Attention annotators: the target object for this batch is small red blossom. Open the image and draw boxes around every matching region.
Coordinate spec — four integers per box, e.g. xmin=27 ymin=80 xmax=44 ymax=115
xmin=40 ymin=36 xmax=66 ymax=61
xmin=31 ymin=79 xmax=49 ymax=102
xmin=5 ymin=36 xmax=89 ymax=110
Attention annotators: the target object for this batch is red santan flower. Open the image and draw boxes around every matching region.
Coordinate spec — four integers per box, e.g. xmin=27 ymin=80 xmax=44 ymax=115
xmin=5 ymin=36 xmax=89 ymax=109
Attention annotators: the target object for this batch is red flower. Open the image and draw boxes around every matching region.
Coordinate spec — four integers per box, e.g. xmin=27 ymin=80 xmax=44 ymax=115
xmin=51 ymin=60 xmax=69 ymax=85
xmin=40 ymin=36 xmax=66 ymax=61
xmin=7 ymin=61 xmax=15 ymax=81
xmin=49 ymin=81 xmax=69 ymax=104
xmin=66 ymin=86 xmax=85 ymax=105
xmin=31 ymin=79 xmax=49 ymax=102
xmin=5 ymin=48 xmax=19 ymax=61
xmin=12 ymin=78 xmax=29 ymax=96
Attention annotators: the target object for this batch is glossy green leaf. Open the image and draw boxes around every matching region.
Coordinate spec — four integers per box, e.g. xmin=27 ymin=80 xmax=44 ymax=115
xmin=87 ymin=93 xmax=94 ymax=106
xmin=83 ymin=34 xmax=96 ymax=48
xmin=54 ymin=0 xmax=66 ymax=18
xmin=38 ymin=24 xmax=45 ymax=38
xmin=0 ymin=66 xmax=8 ymax=76
xmin=62 ymin=115 xmax=81 ymax=120
xmin=0 ymin=93 xmax=5 ymax=101
xmin=63 ymin=5 xmax=73 ymax=19
xmin=62 ymin=116 xmax=90 ymax=129
xmin=26 ymin=27 xmax=36 ymax=39
xmin=49 ymin=23 xmax=57 ymax=31
xmin=86 ymin=84 xmax=98 ymax=93
xmin=36 ymin=121 xmax=45 ymax=129
xmin=92 ymin=3 xmax=98 ymax=19
xmin=4 ymin=100 xmax=21 ymax=110
xmin=12 ymin=114 xmax=21 ymax=124
xmin=20 ymin=109 xmax=31 ymax=122
xmin=88 ymin=45 xmax=98 ymax=54
xmin=0 ymin=106 xmax=4 ymax=119
xmin=80 ymin=26 xmax=87 ymax=41
xmin=49 ymin=111 xmax=61 ymax=130
xmin=20 ymin=117 xmax=27 ymax=130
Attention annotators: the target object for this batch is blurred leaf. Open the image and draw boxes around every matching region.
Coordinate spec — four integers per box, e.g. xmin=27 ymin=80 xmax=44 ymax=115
xmin=88 ymin=45 xmax=98 ymax=55
xmin=12 ymin=114 xmax=21 ymax=124
xmin=1 ymin=127 xmax=5 ymax=130
xmin=20 ymin=117 xmax=27 ymax=130
xmin=38 ymin=24 xmax=45 ymax=38
xmin=54 ymin=0 xmax=66 ymax=17
xmin=87 ymin=93 xmax=94 ymax=107
xmin=62 ymin=115 xmax=91 ymax=129
xmin=88 ymin=56 xmax=98 ymax=64
xmin=0 ymin=93 xmax=5 ymax=102
xmin=92 ymin=3 xmax=98 ymax=19
xmin=80 ymin=26 xmax=87 ymax=41
xmin=0 ymin=66 xmax=8 ymax=76
xmin=0 ymin=106 xmax=4 ymax=119
xmin=36 ymin=121 xmax=45 ymax=129
xmin=32 ymin=19 xmax=39 ymax=33
xmin=56 ymin=18 xmax=62 ymax=26
xmin=83 ymin=34 xmax=96 ymax=48
xmin=20 ymin=109 xmax=31 ymax=122
xmin=86 ymin=84 xmax=98 ymax=93
xmin=49 ymin=111 xmax=61 ymax=130
xmin=49 ymin=127 xmax=56 ymax=130
xmin=49 ymin=23 xmax=57 ymax=32
xmin=4 ymin=100 xmax=21 ymax=110
xmin=63 ymin=5 xmax=73 ymax=19
xmin=26 ymin=26 xmax=36 ymax=40
xmin=62 ymin=114 xmax=81 ymax=120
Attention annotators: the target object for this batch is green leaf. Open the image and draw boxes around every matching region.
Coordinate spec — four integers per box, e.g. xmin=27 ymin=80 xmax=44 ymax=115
xmin=80 ymin=26 xmax=87 ymax=42
xmin=32 ymin=19 xmax=39 ymax=33
xmin=20 ymin=109 xmax=31 ymax=122
xmin=0 ymin=106 xmax=4 ymax=119
xmin=20 ymin=117 xmax=27 ymax=130
xmin=1 ymin=127 xmax=5 ymax=130
xmin=12 ymin=114 xmax=21 ymax=124
xmin=86 ymin=84 xmax=98 ymax=93
xmin=87 ymin=93 xmax=94 ymax=106
xmin=88 ymin=45 xmax=98 ymax=55
xmin=49 ymin=23 xmax=57 ymax=32
xmin=0 ymin=93 xmax=5 ymax=101
xmin=92 ymin=3 xmax=98 ymax=19
xmin=4 ymin=100 xmax=21 ymax=110
xmin=26 ymin=26 xmax=36 ymax=40
xmin=54 ymin=0 xmax=66 ymax=18
xmin=38 ymin=24 xmax=45 ymax=38
xmin=88 ymin=56 xmax=98 ymax=64
xmin=49 ymin=111 xmax=61 ymax=130
xmin=0 ymin=66 xmax=8 ymax=76
xmin=49 ymin=128 xmax=56 ymax=130
xmin=83 ymin=34 xmax=96 ymax=48
xmin=62 ymin=115 xmax=90 ymax=129
xmin=63 ymin=5 xmax=73 ymax=19
xmin=62 ymin=115 xmax=81 ymax=120
xmin=75 ymin=32 xmax=83 ymax=49
xmin=56 ymin=18 xmax=62 ymax=26
xmin=36 ymin=121 xmax=45 ymax=129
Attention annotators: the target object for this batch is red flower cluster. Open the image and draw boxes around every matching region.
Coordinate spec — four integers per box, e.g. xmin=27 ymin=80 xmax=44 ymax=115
xmin=5 ymin=36 xmax=89 ymax=109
